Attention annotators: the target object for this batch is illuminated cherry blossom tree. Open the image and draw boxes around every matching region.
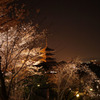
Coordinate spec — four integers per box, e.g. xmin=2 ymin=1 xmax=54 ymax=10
xmin=0 ymin=0 xmax=46 ymax=100
xmin=50 ymin=59 xmax=100 ymax=100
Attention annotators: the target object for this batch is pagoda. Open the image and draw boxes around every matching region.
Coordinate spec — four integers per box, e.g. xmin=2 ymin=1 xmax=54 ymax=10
xmin=37 ymin=38 xmax=57 ymax=71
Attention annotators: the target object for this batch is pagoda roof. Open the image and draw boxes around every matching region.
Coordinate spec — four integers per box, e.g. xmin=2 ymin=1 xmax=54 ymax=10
xmin=46 ymin=53 xmax=55 ymax=55
xmin=45 ymin=47 xmax=54 ymax=51
xmin=46 ymin=57 xmax=56 ymax=61
xmin=36 ymin=61 xmax=57 ymax=67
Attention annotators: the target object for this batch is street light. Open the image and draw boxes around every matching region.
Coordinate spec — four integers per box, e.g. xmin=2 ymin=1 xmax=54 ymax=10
xmin=76 ymin=94 xmax=80 ymax=98
xmin=90 ymin=88 xmax=93 ymax=91
xmin=37 ymin=84 xmax=40 ymax=87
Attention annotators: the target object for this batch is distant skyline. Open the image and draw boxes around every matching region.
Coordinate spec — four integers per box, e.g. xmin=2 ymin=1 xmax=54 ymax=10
xmin=38 ymin=0 xmax=100 ymax=61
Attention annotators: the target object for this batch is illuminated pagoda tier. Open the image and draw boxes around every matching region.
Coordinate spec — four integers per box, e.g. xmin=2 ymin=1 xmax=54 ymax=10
xmin=37 ymin=39 xmax=57 ymax=71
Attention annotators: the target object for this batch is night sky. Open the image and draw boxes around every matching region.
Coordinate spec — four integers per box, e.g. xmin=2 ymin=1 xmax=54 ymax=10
xmin=37 ymin=0 xmax=100 ymax=61
xmin=24 ymin=0 xmax=100 ymax=61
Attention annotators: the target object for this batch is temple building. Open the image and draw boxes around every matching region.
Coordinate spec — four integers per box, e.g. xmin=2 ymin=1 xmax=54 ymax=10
xmin=37 ymin=38 xmax=57 ymax=71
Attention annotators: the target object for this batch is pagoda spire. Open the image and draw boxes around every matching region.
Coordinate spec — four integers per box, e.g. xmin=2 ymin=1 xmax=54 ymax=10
xmin=45 ymin=37 xmax=48 ymax=48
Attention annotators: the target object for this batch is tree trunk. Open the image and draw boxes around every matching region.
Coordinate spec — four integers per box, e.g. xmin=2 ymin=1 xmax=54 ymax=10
xmin=0 ymin=56 xmax=8 ymax=100
xmin=47 ymin=88 xmax=49 ymax=100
